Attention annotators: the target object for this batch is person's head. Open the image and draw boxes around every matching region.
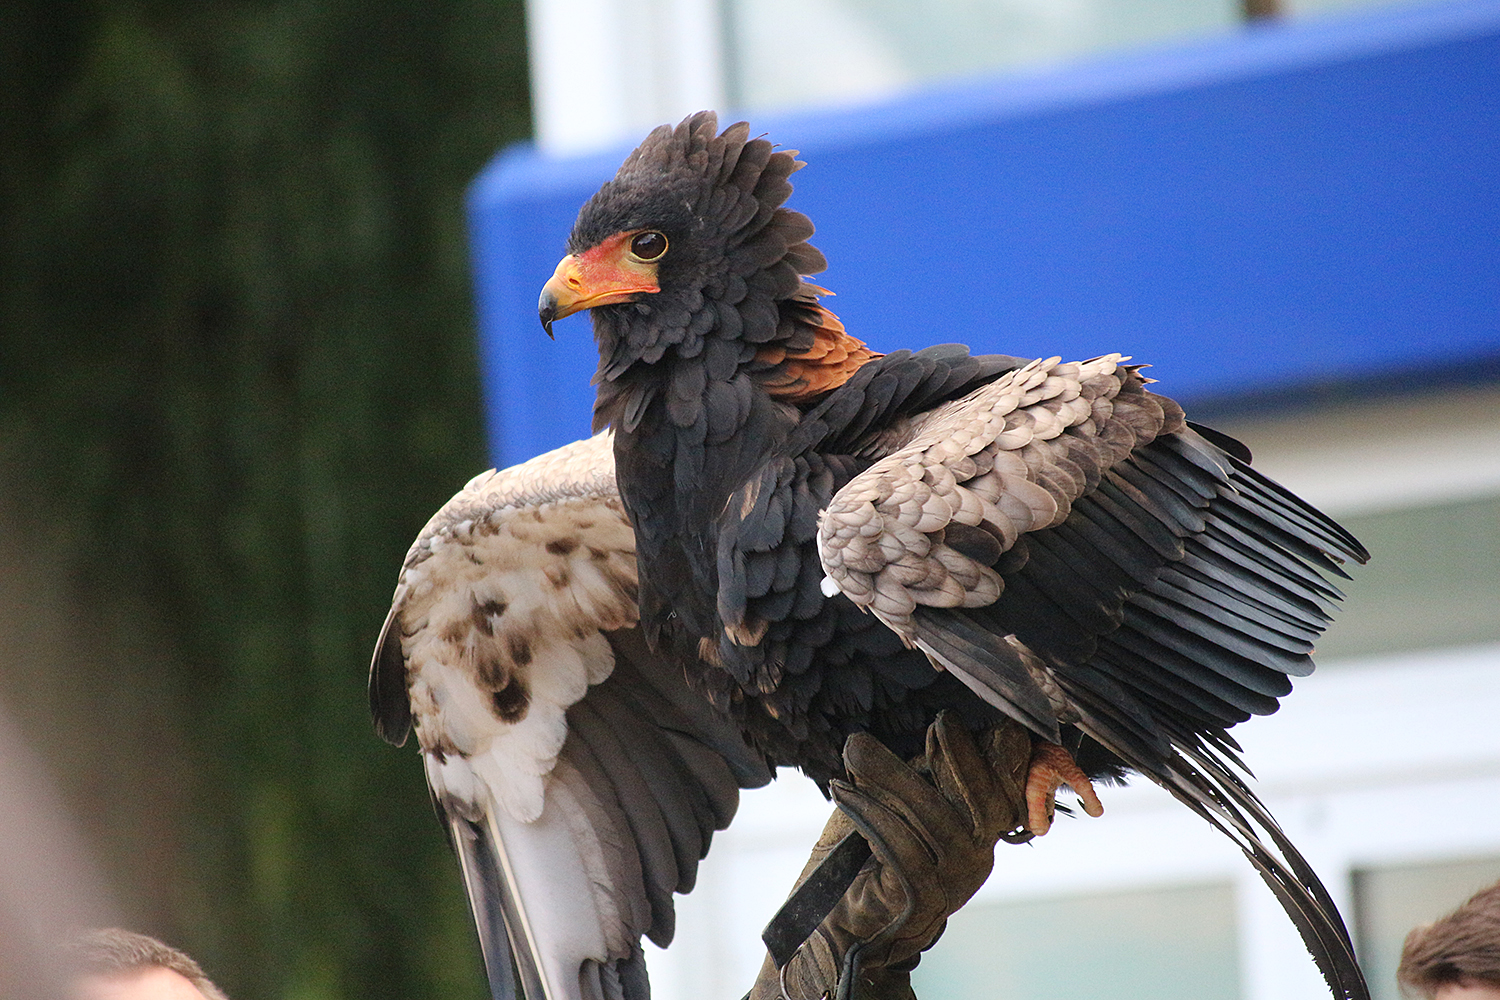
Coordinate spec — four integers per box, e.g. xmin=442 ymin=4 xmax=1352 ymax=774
xmin=68 ymin=929 xmax=227 ymax=1000
xmin=1399 ymin=881 xmax=1500 ymax=1000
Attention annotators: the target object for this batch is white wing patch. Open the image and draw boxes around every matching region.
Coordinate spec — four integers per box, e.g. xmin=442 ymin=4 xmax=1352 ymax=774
xmin=392 ymin=433 xmax=638 ymax=822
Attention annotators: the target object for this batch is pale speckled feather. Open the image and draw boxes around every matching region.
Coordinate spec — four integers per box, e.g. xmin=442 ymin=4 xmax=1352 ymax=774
xmin=397 ymin=431 xmax=637 ymax=823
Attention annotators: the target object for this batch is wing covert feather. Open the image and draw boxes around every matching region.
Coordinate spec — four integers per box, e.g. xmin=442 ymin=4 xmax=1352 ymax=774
xmin=819 ymin=355 xmax=1178 ymax=641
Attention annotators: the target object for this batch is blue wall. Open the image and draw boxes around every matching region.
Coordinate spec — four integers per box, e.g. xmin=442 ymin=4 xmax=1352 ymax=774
xmin=469 ymin=0 xmax=1500 ymax=468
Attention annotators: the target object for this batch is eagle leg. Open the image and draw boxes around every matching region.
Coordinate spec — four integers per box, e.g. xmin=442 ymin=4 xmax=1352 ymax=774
xmin=1024 ymin=741 xmax=1105 ymax=836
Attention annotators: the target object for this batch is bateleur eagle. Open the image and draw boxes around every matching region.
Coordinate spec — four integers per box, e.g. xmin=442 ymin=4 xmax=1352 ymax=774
xmin=370 ymin=433 xmax=1022 ymax=1000
xmin=529 ymin=112 xmax=1371 ymax=999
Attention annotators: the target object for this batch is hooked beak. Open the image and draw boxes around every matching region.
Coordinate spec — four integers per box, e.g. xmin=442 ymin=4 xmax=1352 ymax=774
xmin=538 ymin=283 xmax=560 ymax=340
xmin=537 ymin=234 xmax=660 ymax=337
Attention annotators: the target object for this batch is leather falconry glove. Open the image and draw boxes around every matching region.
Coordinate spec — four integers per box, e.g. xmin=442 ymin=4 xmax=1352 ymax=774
xmin=748 ymin=713 xmax=1032 ymax=1000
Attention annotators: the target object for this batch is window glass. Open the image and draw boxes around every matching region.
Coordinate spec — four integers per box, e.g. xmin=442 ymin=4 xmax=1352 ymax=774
xmin=913 ymin=881 xmax=1240 ymax=999
xmin=1316 ymin=494 xmax=1500 ymax=661
xmin=1287 ymin=0 xmax=1428 ymax=16
xmin=721 ymin=0 xmax=1440 ymax=115
xmin=724 ymin=0 xmax=1238 ymax=112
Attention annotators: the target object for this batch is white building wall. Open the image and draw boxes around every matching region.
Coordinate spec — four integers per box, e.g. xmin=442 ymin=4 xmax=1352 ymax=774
xmin=525 ymin=0 xmax=726 ymax=155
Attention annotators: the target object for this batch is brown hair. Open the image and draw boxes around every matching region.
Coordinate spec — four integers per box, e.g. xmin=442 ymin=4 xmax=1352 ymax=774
xmin=70 ymin=928 xmax=229 ymax=1000
xmin=1398 ymin=881 xmax=1500 ymax=998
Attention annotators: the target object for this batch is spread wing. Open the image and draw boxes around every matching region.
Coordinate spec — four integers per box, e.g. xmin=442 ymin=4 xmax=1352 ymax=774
xmin=370 ymin=432 xmax=771 ymax=1000
xmin=818 ymin=354 xmax=1371 ymax=1000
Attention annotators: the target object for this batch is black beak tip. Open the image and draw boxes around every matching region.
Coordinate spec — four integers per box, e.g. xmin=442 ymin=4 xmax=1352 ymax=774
xmin=538 ymin=295 xmax=557 ymax=340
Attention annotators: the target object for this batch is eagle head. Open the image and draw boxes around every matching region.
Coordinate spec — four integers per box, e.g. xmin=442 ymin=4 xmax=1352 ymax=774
xmin=538 ymin=112 xmax=829 ymax=383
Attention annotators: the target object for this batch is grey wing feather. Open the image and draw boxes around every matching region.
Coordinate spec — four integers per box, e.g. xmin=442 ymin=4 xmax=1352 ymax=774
xmin=371 ymin=432 xmax=770 ymax=1000
xmin=371 ymin=594 xmax=413 ymax=746
xmin=818 ymin=354 xmax=1160 ymax=729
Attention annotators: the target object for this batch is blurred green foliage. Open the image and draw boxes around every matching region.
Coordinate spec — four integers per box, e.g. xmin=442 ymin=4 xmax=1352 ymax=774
xmin=0 ymin=0 xmax=530 ymax=996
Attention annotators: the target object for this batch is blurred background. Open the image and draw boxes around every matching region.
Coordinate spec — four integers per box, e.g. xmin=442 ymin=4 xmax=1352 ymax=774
xmin=0 ymin=1 xmax=526 ymax=996
xmin=2 ymin=0 xmax=1498 ymax=999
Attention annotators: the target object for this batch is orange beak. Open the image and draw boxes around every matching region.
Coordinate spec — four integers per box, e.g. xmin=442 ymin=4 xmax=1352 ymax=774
xmin=538 ymin=232 xmax=661 ymax=338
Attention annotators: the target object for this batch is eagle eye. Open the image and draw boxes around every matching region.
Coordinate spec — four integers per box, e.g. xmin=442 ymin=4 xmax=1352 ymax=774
xmin=629 ymin=231 xmax=668 ymax=261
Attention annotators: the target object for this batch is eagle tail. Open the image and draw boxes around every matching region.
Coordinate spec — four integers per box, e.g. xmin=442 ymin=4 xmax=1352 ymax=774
xmin=1062 ymin=683 xmax=1369 ymax=1000
xmin=437 ymin=788 xmax=652 ymax=1000
xmin=446 ymin=806 xmax=546 ymax=1000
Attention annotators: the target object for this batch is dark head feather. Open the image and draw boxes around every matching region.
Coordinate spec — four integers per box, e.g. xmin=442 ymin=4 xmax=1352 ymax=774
xmin=572 ymin=112 xmax=829 ymax=391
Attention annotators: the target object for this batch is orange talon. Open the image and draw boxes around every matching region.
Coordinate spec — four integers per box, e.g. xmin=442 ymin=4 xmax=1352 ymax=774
xmin=1024 ymin=741 xmax=1105 ymax=835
